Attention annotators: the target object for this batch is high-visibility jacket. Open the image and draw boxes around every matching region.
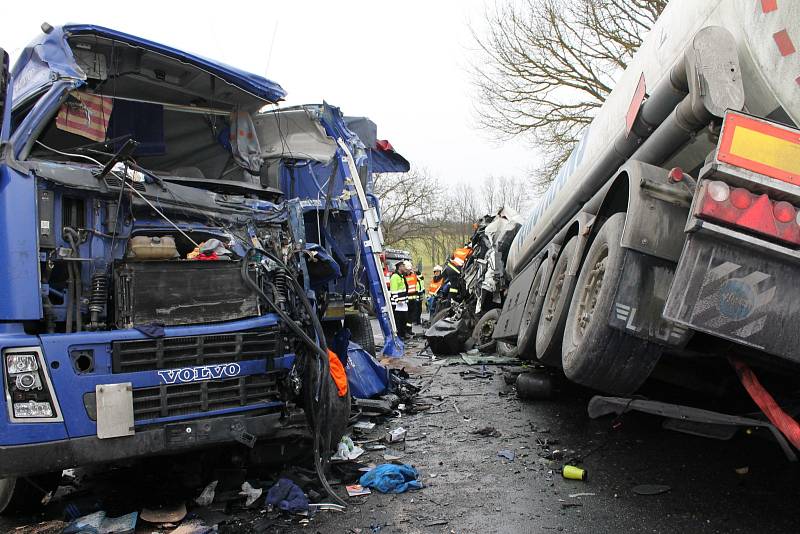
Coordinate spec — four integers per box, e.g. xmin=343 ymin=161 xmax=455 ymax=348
xmin=389 ymin=272 xmax=408 ymax=311
xmin=447 ymin=247 xmax=472 ymax=273
xmin=405 ymin=272 xmax=419 ymax=299
xmin=428 ymin=276 xmax=443 ymax=296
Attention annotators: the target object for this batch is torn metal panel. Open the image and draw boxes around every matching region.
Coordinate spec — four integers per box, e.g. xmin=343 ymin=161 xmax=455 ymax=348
xmin=254 ymin=107 xmax=338 ymax=164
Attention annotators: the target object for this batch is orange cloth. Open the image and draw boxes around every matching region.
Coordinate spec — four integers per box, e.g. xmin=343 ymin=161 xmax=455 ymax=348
xmin=328 ymin=349 xmax=348 ymax=397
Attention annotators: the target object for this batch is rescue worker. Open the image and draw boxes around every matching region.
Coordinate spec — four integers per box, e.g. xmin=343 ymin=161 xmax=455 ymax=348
xmin=427 ymin=265 xmax=444 ymax=317
xmin=404 ymin=261 xmax=421 ymax=329
xmin=414 ymin=268 xmax=425 ymax=324
xmin=442 ymin=245 xmax=472 ymax=301
xmin=389 ymin=261 xmax=411 ymax=339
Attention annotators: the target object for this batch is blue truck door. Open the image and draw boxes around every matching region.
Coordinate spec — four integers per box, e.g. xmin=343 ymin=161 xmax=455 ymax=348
xmin=0 ymin=47 xmax=43 ymax=321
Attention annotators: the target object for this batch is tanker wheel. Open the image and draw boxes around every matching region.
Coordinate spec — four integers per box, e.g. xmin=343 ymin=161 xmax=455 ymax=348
xmin=0 ymin=473 xmax=61 ymax=515
xmin=345 ymin=311 xmax=376 ymax=356
xmin=562 ymin=213 xmax=662 ymax=394
xmin=535 ymin=236 xmax=579 ymax=366
xmin=497 ymin=340 xmax=519 ymax=358
xmin=517 ymin=259 xmax=548 ymax=361
xmin=472 ymin=309 xmax=500 ymax=353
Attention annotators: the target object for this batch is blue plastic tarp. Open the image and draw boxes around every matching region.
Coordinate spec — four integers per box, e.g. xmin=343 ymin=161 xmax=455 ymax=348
xmin=345 ymin=342 xmax=389 ymax=399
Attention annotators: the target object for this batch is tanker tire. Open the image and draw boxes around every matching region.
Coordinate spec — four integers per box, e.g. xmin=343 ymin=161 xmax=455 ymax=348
xmin=516 ymin=259 xmax=548 ymax=360
xmin=345 ymin=311 xmax=376 ymax=356
xmin=497 ymin=340 xmax=519 ymax=358
xmin=472 ymin=309 xmax=500 ymax=353
xmin=535 ymin=236 xmax=579 ymax=367
xmin=561 ymin=213 xmax=662 ymax=394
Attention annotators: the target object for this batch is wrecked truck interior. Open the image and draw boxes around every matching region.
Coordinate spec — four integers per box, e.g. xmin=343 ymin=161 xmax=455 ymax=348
xmin=0 ymin=23 xmax=415 ymax=513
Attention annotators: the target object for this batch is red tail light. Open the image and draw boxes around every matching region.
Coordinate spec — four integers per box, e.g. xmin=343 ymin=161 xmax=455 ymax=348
xmin=697 ymin=180 xmax=800 ymax=245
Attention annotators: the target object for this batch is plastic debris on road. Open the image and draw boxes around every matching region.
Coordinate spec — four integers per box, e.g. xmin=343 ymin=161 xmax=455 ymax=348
xmin=359 ymin=464 xmax=423 ymax=494
xmin=193 ymin=480 xmax=218 ymax=507
xmin=239 ymin=481 xmax=263 ymax=507
xmin=332 ymin=436 xmax=365 ymax=461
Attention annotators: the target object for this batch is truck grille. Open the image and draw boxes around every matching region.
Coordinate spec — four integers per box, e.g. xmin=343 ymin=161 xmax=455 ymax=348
xmin=131 ymin=373 xmax=281 ymax=422
xmin=111 ymin=329 xmax=280 ymax=373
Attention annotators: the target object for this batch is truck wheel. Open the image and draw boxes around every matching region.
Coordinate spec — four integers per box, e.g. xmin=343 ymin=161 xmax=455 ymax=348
xmin=497 ymin=340 xmax=519 ymax=358
xmin=535 ymin=236 xmax=579 ymax=366
xmin=517 ymin=259 xmax=547 ymax=360
xmin=562 ymin=213 xmax=662 ymax=394
xmin=345 ymin=312 xmax=376 ymax=356
xmin=0 ymin=473 xmax=61 ymax=514
xmin=472 ymin=309 xmax=500 ymax=353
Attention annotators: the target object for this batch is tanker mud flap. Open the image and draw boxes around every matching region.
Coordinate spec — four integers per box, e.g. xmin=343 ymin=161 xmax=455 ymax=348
xmin=607 ymin=249 xmax=690 ymax=347
xmin=664 ymin=232 xmax=799 ymax=363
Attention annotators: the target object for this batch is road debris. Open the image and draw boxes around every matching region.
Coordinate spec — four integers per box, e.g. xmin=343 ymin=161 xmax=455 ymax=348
xmin=265 ymin=479 xmax=309 ymax=514
xmin=472 ymin=426 xmax=502 ymax=438
xmin=562 ymin=465 xmax=587 ymax=481
xmin=632 ymin=484 xmax=671 ymax=496
xmin=333 ymin=436 xmax=366 ymax=461
xmin=359 ymin=464 xmax=423 ymax=494
xmin=386 ymin=427 xmax=407 ymax=443
xmin=497 ymin=449 xmax=516 ymax=461
xmin=239 ymin=481 xmax=263 ymax=507
xmin=193 ymin=481 xmax=218 ymax=507
xmin=346 ymin=484 xmax=372 ymax=497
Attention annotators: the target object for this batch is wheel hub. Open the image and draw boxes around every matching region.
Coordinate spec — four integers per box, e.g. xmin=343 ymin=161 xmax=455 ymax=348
xmin=574 ymin=248 xmax=608 ymax=340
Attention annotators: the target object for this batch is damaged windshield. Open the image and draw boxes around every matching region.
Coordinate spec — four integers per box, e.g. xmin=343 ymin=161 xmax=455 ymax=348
xmin=23 ymin=31 xmax=282 ymax=197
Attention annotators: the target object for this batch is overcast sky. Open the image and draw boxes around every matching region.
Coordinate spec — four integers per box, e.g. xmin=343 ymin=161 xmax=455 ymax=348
xmin=2 ymin=0 xmax=538 ymax=187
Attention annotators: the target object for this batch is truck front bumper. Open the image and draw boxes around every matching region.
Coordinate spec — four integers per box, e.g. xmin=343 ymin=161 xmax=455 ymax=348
xmin=0 ymin=410 xmax=308 ymax=478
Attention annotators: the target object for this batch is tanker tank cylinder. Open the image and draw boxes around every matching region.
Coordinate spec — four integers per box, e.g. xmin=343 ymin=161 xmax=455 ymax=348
xmin=88 ymin=270 xmax=108 ymax=329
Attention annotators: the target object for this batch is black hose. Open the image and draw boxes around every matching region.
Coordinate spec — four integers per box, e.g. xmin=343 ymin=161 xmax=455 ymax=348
xmin=240 ymin=249 xmax=345 ymax=507
xmin=64 ymin=229 xmax=83 ymax=332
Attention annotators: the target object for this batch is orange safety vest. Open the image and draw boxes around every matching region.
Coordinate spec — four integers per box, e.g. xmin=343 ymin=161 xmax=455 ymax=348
xmin=405 ymin=272 xmax=419 ymax=297
xmin=448 ymin=247 xmax=473 ymax=271
xmin=428 ymin=277 xmax=443 ymax=296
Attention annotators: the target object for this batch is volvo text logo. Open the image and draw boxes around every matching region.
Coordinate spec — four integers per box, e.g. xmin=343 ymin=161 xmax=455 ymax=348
xmin=157 ymin=363 xmax=241 ymax=385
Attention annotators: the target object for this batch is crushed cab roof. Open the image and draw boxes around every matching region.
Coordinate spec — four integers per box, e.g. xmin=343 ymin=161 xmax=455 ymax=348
xmin=11 ymin=24 xmax=286 ymax=108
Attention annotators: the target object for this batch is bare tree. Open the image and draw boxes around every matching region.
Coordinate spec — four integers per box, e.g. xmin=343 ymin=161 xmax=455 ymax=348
xmin=481 ymin=175 xmax=534 ymax=214
xmin=471 ymin=0 xmax=667 ymax=189
xmin=373 ymin=167 xmax=442 ymax=246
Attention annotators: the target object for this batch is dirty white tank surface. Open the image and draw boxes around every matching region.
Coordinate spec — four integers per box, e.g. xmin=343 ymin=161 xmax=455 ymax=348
xmin=507 ymin=0 xmax=800 ymax=275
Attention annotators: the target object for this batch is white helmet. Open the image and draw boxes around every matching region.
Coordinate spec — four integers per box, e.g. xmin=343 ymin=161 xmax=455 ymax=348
xmin=433 ymin=265 xmax=443 ymax=272
xmin=403 ymin=260 xmax=413 ymax=269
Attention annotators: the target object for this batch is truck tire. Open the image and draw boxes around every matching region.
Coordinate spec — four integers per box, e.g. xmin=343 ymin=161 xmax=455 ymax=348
xmin=497 ymin=340 xmax=519 ymax=358
xmin=0 ymin=473 xmax=61 ymax=514
xmin=517 ymin=259 xmax=548 ymax=360
xmin=561 ymin=213 xmax=662 ymax=394
xmin=345 ymin=312 xmax=376 ymax=356
xmin=472 ymin=309 xmax=500 ymax=353
xmin=535 ymin=236 xmax=579 ymax=366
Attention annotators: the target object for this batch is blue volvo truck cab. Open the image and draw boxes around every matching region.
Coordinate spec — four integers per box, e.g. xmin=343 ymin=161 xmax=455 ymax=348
xmin=252 ymin=105 xmax=409 ymax=358
xmin=0 ymin=25 xmax=364 ymax=511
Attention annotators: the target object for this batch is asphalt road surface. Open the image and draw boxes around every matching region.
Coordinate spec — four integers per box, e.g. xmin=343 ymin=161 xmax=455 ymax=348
xmin=4 ymin=330 xmax=800 ymax=533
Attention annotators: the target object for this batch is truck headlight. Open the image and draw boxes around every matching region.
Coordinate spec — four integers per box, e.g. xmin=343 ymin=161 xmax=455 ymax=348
xmin=13 ymin=401 xmax=53 ymax=418
xmin=6 ymin=354 xmax=38 ymax=374
xmin=3 ymin=347 xmax=62 ymax=422
xmin=15 ymin=372 xmax=42 ymax=391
